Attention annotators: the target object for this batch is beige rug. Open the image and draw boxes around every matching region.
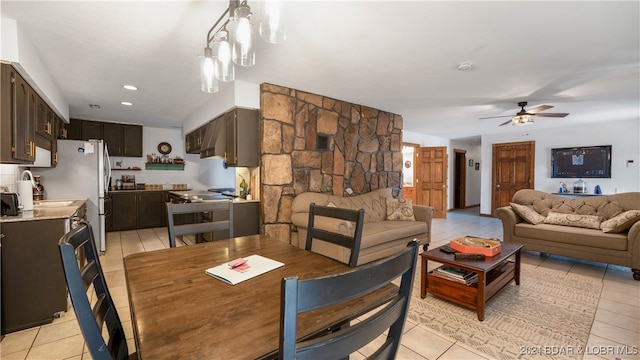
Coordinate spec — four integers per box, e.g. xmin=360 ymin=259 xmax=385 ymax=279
xmin=408 ymin=263 xmax=603 ymax=360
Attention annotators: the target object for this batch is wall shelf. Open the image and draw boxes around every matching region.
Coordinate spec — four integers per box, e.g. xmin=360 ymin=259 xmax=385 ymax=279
xmin=145 ymin=163 xmax=185 ymax=171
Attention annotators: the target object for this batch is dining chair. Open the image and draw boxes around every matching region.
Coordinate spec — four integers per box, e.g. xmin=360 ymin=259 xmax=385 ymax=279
xmin=166 ymin=200 xmax=233 ymax=248
xmin=305 ymin=202 xmax=365 ymax=267
xmin=280 ymin=239 xmax=419 ymax=359
xmin=58 ymin=221 xmax=132 ymax=360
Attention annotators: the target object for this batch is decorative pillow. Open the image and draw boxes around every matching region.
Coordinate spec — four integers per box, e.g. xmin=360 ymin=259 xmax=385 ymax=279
xmin=386 ymin=198 xmax=415 ymax=221
xmin=601 ymin=210 xmax=640 ymax=233
xmin=543 ymin=212 xmax=602 ymax=229
xmin=510 ymin=203 xmax=546 ymax=225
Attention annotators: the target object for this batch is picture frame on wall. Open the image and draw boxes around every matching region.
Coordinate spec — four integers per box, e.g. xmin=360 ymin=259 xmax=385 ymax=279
xmin=475 ymin=162 xmax=480 ymax=170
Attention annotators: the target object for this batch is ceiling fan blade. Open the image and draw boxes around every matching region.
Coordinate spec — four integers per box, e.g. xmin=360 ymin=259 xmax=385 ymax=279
xmin=479 ymin=115 xmax=513 ymax=120
xmin=533 ymin=112 xmax=569 ymax=118
xmin=529 ymin=105 xmax=554 ymax=113
xmin=499 ymin=119 xmax=513 ymax=126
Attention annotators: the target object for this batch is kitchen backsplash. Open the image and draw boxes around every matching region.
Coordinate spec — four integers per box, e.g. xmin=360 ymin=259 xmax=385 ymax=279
xmin=0 ymin=164 xmax=20 ymax=192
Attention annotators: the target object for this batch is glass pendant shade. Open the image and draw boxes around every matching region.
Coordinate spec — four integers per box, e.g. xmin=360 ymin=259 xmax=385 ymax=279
xmin=200 ymin=48 xmax=218 ymax=93
xmin=230 ymin=5 xmax=256 ymax=67
xmin=213 ymin=31 xmax=234 ymax=82
xmin=259 ymin=0 xmax=286 ymax=44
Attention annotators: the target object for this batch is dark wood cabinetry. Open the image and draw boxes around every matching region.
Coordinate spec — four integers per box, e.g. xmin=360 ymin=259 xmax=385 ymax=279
xmin=1 ymin=218 xmax=70 ymax=334
xmin=108 ymin=190 xmax=168 ymax=231
xmin=185 ymin=123 xmax=207 ymax=154
xmin=1 ymin=64 xmax=35 ymax=163
xmin=68 ymin=119 xmax=142 ymax=157
xmin=197 ymin=107 xmax=259 ymax=166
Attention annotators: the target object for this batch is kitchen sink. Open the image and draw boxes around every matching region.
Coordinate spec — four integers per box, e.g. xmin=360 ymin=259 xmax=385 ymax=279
xmin=34 ymin=200 xmax=75 ymax=207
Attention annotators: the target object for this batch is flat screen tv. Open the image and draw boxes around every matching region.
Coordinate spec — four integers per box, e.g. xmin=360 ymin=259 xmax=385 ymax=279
xmin=551 ymin=145 xmax=612 ymax=178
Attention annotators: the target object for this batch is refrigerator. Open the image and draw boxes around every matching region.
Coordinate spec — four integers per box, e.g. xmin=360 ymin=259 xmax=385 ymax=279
xmin=37 ymin=139 xmax=111 ymax=252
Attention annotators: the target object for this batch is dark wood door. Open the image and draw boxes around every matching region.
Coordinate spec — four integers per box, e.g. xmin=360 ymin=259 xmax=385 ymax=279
xmin=123 ymin=124 xmax=142 ymax=157
xmin=14 ymin=69 xmax=34 ymax=162
xmin=35 ymin=95 xmax=48 ymax=138
xmin=138 ymin=191 xmax=167 ymax=228
xmin=66 ymin=119 xmax=82 ymax=140
xmin=416 ymin=146 xmax=448 ymax=219
xmin=492 ymin=141 xmax=535 ymax=215
xmin=103 ymin=122 xmax=124 ymax=156
xmin=110 ymin=192 xmax=138 ymax=230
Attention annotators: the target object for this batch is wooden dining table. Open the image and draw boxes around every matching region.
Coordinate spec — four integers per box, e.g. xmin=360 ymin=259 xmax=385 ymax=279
xmin=123 ymin=234 xmax=397 ymax=359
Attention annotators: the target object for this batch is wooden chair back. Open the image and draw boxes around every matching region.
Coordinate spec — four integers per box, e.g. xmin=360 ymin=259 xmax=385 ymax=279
xmin=305 ymin=202 xmax=365 ymax=267
xmin=58 ymin=221 xmax=130 ymax=360
xmin=166 ymin=200 xmax=233 ymax=247
xmin=280 ymin=240 xmax=418 ymax=359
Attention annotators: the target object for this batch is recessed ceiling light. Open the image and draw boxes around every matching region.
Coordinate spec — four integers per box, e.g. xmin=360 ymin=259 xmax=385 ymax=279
xmin=89 ymin=104 xmax=101 ymax=109
xmin=121 ymin=101 xmax=133 ymax=106
xmin=123 ymin=84 xmax=138 ymax=91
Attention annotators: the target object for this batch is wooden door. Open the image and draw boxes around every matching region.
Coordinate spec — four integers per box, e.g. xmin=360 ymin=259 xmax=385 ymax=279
xmin=416 ymin=146 xmax=448 ymax=219
xmin=492 ymin=141 xmax=535 ymax=215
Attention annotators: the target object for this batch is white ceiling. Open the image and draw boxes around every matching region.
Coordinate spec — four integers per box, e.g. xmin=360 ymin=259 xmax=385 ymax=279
xmin=2 ymin=1 xmax=639 ymax=140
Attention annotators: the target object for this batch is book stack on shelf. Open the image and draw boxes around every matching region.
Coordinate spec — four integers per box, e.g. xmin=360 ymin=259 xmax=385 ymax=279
xmin=432 ymin=265 xmax=478 ymax=285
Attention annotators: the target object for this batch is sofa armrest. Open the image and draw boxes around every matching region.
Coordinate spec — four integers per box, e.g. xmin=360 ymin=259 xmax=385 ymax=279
xmin=628 ymin=221 xmax=640 ymax=270
xmin=413 ymin=205 xmax=434 ymax=245
xmin=495 ymin=206 xmax=523 ymax=243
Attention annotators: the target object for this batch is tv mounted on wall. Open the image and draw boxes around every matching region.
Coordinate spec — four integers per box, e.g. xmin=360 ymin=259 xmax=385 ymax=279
xmin=551 ymin=145 xmax=612 ymax=178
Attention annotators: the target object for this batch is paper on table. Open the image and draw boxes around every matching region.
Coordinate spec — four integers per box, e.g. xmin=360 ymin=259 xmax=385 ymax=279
xmin=205 ymin=254 xmax=284 ymax=285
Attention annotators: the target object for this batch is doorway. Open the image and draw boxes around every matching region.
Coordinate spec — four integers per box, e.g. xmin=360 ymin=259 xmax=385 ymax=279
xmin=401 ymin=143 xmax=419 ymax=202
xmin=454 ymin=149 xmax=466 ymax=209
xmin=416 ymin=146 xmax=448 ymax=219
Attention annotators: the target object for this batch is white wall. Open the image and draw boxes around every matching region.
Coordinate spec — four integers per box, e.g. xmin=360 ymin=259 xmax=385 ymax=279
xmin=0 ymin=17 xmax=69 ymax=121
xmin=479 ymin=118 xmax=640 ymax=214
xmin=105 ymin=126 xmax=235 ymax=190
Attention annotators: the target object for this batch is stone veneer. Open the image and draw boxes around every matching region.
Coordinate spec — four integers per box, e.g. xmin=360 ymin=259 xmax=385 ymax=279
xmin=260 ymin=83 xmax=403 ymax=242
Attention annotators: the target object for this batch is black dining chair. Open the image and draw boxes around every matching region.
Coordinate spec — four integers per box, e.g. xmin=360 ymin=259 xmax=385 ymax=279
xmin=166 ymin=200 xmax=233 ymax=247
xmin=279 ymin=239 xmax=419 ymax=359
xmin=58 ymin=221 xmax=132 ymax=360
xmin=305 ymin=202 xmax=365 ymax=267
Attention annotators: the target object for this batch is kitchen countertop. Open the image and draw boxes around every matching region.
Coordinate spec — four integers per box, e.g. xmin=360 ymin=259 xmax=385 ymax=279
xmin=169 ymin=190 xmax=260 ymax=203
xmin=0 ymin=198 xmax=87 ymax=223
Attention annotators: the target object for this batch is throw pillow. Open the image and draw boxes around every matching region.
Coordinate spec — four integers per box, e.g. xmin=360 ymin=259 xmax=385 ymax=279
xmin=386 ymin=198 xmax=415 ymax=221
xmin=600 ymin=210 xmax=640 ymax=233
xmin=510 ymin=203 xmax=546 ymax=224
xmin=543 ymin=212 xmax=602 ymax=229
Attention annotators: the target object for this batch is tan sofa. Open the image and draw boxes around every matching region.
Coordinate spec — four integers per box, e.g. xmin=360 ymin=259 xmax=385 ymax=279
xmin=496 ymin=189 xmax=640 ymax=280
xmin=291 ymin=188 xmax=434 ymax=266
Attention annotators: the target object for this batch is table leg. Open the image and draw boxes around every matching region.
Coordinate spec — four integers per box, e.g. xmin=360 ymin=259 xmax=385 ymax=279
xmin=421 ymin=256 xmax=428 ymax=299
xmin=477 ymin=271 xmax=486 ymax=321
xmin=515 ymin=250 xmax=521 ymax=285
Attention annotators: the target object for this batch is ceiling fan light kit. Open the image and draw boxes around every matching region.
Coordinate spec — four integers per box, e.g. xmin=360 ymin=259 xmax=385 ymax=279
xmin=200 ymin=0 xmax=285 ymax=93
xmin=481 ymin=101 xmax=570 ymax=126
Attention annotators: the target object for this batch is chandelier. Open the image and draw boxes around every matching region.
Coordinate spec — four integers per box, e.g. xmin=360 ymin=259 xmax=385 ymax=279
xmin=200 ymin=0 xmax=285 ymax=93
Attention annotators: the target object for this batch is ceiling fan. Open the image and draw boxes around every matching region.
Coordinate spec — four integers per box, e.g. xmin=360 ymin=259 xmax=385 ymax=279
xmin=480 ymin=101 xmax=569 ymax=126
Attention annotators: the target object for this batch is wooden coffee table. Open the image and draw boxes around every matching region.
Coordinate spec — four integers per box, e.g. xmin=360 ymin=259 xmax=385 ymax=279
xmin=420 ymin=241 xmax=523 ymax=321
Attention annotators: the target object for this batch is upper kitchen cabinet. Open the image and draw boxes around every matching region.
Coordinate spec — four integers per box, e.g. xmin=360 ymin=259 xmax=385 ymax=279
xmin=1 ymin=63 xmax=35 ymax=163
xmin=224 ymin=108 xmax=259 ymax=167
xmin=82 ymin=120 xmax=103 ymax=141
xmin=35 ymin=96 xmax=54 ymax=140
xmin=185 ymin=123 xmax=207 ymax=154
xmin=199 ymin=107 xmax=258 ymax=167
xmin=103 ymin=122 xmax=142 ymax=157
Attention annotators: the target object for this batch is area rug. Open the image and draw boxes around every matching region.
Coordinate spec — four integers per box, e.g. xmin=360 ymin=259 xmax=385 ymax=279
xmin=407 ymin=263 xmax=603 ymax=360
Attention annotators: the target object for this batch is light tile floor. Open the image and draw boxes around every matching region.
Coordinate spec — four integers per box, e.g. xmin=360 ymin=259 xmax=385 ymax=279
xmin=1 ymin=207 xmax=639 ymax=359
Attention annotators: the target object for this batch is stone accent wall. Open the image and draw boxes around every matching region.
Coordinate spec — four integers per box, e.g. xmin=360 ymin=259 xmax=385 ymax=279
xmin=260 ymin=83 xmax=403 ymax=242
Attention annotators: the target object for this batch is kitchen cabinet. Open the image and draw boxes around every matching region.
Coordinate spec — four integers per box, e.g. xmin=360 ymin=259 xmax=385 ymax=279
xmin=138 ymin=191 xmax=167 ymax=228
xmin=108 ymin=190 xmax=167 ymax=231
xmin=65 ymin=118 xmax=82 ymax=140
xmin=1 ymin=64 xmax=35 ymax=163
xmin=103 ymin=122 xmax=143 ymax=157
xmin=206 ymin=108 xmax=259 ymax=167
xmin=1 ymin=218 xmax=69 ymax=334
xmin=81 ymin=120 xmax=103 ymax=141
xmin=185 ymin=123 xmax=207 ymax=154
xmin=35 ymin=95 xmax=54 ymax=139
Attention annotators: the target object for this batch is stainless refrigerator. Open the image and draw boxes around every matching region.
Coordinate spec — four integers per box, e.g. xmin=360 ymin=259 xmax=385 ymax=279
xmin=37 ymin=139 xmax=111 ymax=252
